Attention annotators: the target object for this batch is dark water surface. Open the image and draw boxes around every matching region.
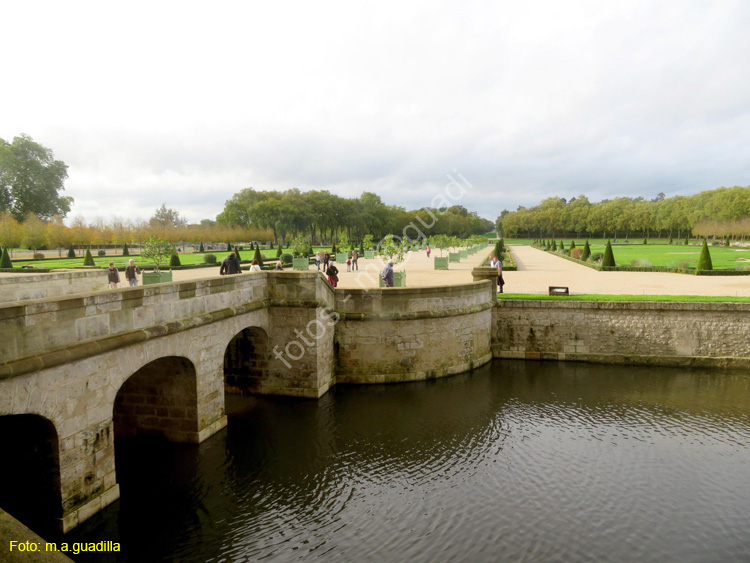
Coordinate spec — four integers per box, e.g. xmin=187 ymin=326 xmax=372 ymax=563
xmin=63 ymin=360 xmax=750 ymax=562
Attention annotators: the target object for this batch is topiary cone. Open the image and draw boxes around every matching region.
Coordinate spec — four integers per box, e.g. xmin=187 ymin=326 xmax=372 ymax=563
xmin=602 ymin=240 xmax=616 ymax=267
xmin=123 ymin=243 xmax=130 ymax=256
xmin=83 ymin=247 xmax=95 ymax=266
xmin=253 ymin=246 xmax=263 ymax=268
xmin=581 ymin=240 xmax=591 ymax=261
xmin=696 ymin=239 xmax=713 ymax=272
xmin=0 ymin=246 xmax=13 ymax=268
xmin=169 ymin=254 xmax=181 ymax=267
xmin=199 ymin=242 xmax=204 ymax=253
xmin=68 ymin=245 xmax=76 ymax=258
xmin=276 ymin=245 xmax=282 ymax=258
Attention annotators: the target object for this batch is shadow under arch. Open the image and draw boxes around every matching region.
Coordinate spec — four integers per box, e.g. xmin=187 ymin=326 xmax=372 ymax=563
xmin=0 ymin=414 xmax=62 ymax=534
xmin=224 ymin=326 xmax=269 ymax=394
xmin=113 ymin=356 xmax=199 ymax=443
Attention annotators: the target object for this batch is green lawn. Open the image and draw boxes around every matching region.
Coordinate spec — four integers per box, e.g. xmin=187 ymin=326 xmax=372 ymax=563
xmin=8 ymin=249 xmax=284 ymax=269
xmin=499 ymin=293 xmax=750 ymax=303
xmin=503 ymin=239 xmax=750 ymax=270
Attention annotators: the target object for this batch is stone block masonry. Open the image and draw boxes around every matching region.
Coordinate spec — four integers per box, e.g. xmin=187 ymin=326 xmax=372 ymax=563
xmin=0 ymin=270 xmax=109 ymax=303
xmin=495 ymin=300 xmax=750 ymax=368
xmin=335 ymin=282 xmax=494 ymax=383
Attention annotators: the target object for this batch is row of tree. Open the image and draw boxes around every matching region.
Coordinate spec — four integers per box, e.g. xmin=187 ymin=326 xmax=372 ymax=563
xmin=218 ymin=188 xmax=494 ymax=244
xmin=497 ymin=186 xmax=750 ymax=240
xmin=0 ymin=212 xmax=273 ymax=256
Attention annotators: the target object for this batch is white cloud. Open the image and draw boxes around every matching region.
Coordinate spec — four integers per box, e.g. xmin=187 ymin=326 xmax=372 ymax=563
xmin=2 ymin=0 xmax=749 ymax=224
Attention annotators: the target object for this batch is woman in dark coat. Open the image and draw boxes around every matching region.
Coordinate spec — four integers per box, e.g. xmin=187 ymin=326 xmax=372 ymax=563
xmin=326 ymin=262 xmax=339 ymax=288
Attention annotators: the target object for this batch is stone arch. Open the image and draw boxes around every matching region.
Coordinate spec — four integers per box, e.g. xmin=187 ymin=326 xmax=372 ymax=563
xmin=0 ymin=414 xmax=62 ymax=532
xmin=224 ymin=326 xmax=269 ymax=394
xmin=113 ymin=356 xmax=199 ymax=443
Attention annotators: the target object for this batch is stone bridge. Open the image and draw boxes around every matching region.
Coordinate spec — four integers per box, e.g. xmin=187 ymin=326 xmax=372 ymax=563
xmin=0 ymin=272 xmax=494 ymax=533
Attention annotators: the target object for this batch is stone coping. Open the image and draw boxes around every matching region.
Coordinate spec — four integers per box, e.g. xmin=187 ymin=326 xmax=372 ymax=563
xmin=497 ymin=298 xmax=750 ymax=312
xmin=333 ymin=280 xmax=490 ymax=296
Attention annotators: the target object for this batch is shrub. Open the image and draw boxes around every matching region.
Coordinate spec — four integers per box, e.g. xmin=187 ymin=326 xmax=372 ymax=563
xmin=269 ymin=241 xmax=274 ymax=249
xmin=559 ymin=241 xmax=565 ymax=252
xmin=684 ymin=237 xmax=689 ymax=245
xmin=602 ymin=240 xmax=616 ymax=267
xmin=199 ymin=242 xmax=204 ymax=253
xmin=696 ymin=239 xmax=713 ymax=271
xmin=331 ymin=242 xmax=337 ymax=254
xmin=569 ymin=241 xmax=576 ymax=253
xmin=725 ymin=238 xmax=730 ymax=247
xmin=253 ymin=246 xmax=263 ymax=268
xmin=276 ymin=245 xmax=282 ymax=258
xmin=711 ymin=241 xmax=720 ymax=246
xmin=643 ymin=238 xmax=648 ymax=244
xmin=204 ymin=254 xmax=217 ymax=265
xmin=235 ymin=249 xmax=242 ymax=261
xmin=123 ymin=243 xmax=129 ymax=256
xmin=590 ymin=252 xmax=604 ymax=263
xmin=631 ymin=259 xmax=651 ymax=267
xmin=281 ymin=253 xmax=293 ymax=265
xmin=170 ymin=254 xmax=181 ymax=267
xmin=676 ymin=260 xmax=691 ymax=270
xmin=581 ymin=240 xmax=591 ymax=261
xmin=570 ymin=248 xmax=583 ymax=260
xmin=669 ymin=237 xmax=673 ymax=245
xmin=33 ymin=253 xmax=46 ymax=260
xmin=68 ymin=245 xmax=76 ymax=258
xmin=98 ymin=250 xmax=106 ymax=257
xmin=0 ymin=247 xmax=13 ymax=268
xmin=551 ymin=240 xmax=557 ymax=251
xmin=83 ymin=248 xmax=95 ymax=266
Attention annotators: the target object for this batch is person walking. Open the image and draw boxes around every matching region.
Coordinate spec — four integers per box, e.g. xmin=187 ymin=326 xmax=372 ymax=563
xmin=107 ymin=262 xmax=120 ymax=289
xmin=381 ymin=259 xmax=394 ymax=287
xmin=315 ymin=251 xmax=322 ymax=271
xmin=125 ymin=259 xmax=140 ymax=287
xmin=326 ymin=262 xmax=339 ymax=288
xmin=351 ymin=249 xmax=358 ymax=271
xmin=497 ymin=258 xmax=505 ymax=293
xmin=220 ymin=252 xmax=242 ymax=275
xmin=323 ymin=251 xmax=330 ymax=271
xmin=346 ymin=256 xmax=352 ymax=272
xmin=426 ymin=245 xmax=431 ymax=258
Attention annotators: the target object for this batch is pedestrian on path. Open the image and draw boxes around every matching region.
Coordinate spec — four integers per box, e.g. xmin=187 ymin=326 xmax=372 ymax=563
xmin=220 ymin=252 xmax=242 ymax=275
xmin=125 ymin=259 xmax=140 ymax=287
xmin=382 ymin=259 xmax=394 ymax=287
xmin=497 ymin=259 xmax=505 ymax=293
xmin=108 ymin=262 xmax=120 ymax=289
xmin=326 ymin=262 xmax=339 ymax=287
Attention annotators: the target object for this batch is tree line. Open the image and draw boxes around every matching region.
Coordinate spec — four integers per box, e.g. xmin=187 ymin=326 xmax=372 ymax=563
xmin=218 ymin=188 xmax=494 ymax=245
xmin=497 ymin=186 xmax=750 ymax=241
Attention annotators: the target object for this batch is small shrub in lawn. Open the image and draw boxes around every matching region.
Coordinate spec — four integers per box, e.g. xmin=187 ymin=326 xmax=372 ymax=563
xmin=83 ymin=248 xmax=95 ymax=266
xmin=711 ymin=241 xmax=720 ymax=246
xmin=569 ymin=241 xmax=576 ymax=253
xmin=581 ymin=240 xmax=591 ymax=261
xmin=590 ymin=252 xmax=603 ymax=263
xmin=559 ymin=241 xmax=565 ymax=252
xmin=676 ymin=260 xmax=691 ymax=270
xmin=696 ymin=239 xmax=713 ymax=272
xmin=551 ymin=240 xmax=557 ymax=251
xmin=276 ymin=245 xmax=282 ymax=258
xmin=252 ymin=246 xmax=263 ymax=268
xmin=602 ymin=240 xmax=616 ymax=267
xmin=725 ymin=238 xmax=731 ymax=247
xmin=684 ymin=237 xmax=689 ymax=245
xmin=68 ymin=245 xmax=76 ymax=258
xmin=669 ymin=237 xmax=673 ymax=244
xmin=1 ymin=247 xmax=13 ymax=268
xmin=631 ymin=259 xmax=651 ymax=267
xmin=199 ymin=242 xmax=204 ymax=253
xmin=98 ymin=250 xmax=106 ymax=256
xmin=204 ymin=254 xmax=217 ymax=265
xmin=235 ymin=249 xmax=242 ymax=261
xmin=643 ymin=238 xmax=648 ymax=244
xmin=123 ymin=243 xmax=129 ymax=256
xmin=281 ymin=253 xmax=293 ymax=265
xmin=33 ymin=253 xmax=46 ymax=260
xmin=570 ymin=248 xmax=583 ymax=260
xmin=170 ymin=254 xmax=181 ymax=267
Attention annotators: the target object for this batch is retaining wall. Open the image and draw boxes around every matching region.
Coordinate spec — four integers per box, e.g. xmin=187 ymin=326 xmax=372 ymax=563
xmin=495 ymin=299 xmax=750 ymax=368
xmin=0 ymin=270 xmax=108 ymax=303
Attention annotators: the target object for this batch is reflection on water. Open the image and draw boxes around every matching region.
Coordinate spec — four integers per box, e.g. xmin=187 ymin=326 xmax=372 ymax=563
xmin=62 ymin=360 xmax=750 ymax=562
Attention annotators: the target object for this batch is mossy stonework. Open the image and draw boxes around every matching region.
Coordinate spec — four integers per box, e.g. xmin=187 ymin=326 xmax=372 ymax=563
xmin=4 ymin=272 xmax=750 ymax=533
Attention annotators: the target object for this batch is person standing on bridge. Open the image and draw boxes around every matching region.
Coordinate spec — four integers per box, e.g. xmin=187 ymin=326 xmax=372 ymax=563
xmin=107 ymin=262 xmax=120 ymax=289
xmin=125 ymin=259 xmax=141 ymax=287
xmin=496 ymin=257 xmax=505 ymax=294
xmin=220 ymin=252 xmax=242 ymax=275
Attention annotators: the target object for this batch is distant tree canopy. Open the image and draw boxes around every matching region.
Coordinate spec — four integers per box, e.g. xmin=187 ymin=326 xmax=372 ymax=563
xmin=149 ymin=203 xmax=187 ymax=228
xmin=0 ymin=134 xmax=72 ymax=221
xmin=216 ymin=188 xmax=494 ymax=244
xmin=499 ymin=186 xmax=750 ymax=240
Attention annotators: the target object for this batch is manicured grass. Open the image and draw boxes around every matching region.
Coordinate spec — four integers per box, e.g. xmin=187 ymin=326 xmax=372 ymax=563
xmin=498 ymin=293 xmax=750 ymax=302
xmin=503 ymin=239 xmax=750 ymax=270
xmin=10 ymin=249 xmax=282 ymax=269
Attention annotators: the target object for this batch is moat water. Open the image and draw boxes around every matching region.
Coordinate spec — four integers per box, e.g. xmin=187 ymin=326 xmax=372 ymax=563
xmin=59 ymin=360 xmax=750 ymax=562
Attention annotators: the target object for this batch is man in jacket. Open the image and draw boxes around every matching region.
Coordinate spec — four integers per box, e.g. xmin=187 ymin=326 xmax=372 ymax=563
xmin=220 ymin=252 xmax=242 ymax=275
xmin=382 ymin=259 xmax=394 ymax=287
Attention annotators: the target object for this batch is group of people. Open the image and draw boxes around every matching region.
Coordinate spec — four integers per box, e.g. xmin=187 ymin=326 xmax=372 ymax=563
xmin=489 ymin=255 xmax=505 ymax=293
xmin=219 ymin=252 xmax=277 ymax=275
xmin=315 ymin=250 xmax=359 ymax=273
xmin=107 ymin=259 xmax=141 ymax=289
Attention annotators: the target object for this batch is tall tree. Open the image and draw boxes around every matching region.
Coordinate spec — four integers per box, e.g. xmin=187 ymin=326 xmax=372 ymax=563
xmin=0 ymin=134 xmax=73 ymax=221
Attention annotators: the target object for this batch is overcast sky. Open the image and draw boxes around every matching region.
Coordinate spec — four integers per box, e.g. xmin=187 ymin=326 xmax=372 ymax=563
xmin=3 ymin=0 xmax=749 ymax=224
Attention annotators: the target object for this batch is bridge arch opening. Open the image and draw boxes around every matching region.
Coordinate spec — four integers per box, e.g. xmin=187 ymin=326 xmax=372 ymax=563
xmin=113 ymin=356 xmax=198 ymax=443
xmin=224 ymin=327 xmax=269 ymax=394
xmin=0 ymin=414 xmax=62 ymax=533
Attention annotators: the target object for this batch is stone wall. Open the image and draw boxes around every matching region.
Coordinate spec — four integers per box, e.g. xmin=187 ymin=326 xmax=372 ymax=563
xmin=0 ymin=270 xmax=108 ymax=303
xmin=495 ymin=299 xmax=750 ymax=367
xmin=334 ymin=281 xmax=494 ymax=383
